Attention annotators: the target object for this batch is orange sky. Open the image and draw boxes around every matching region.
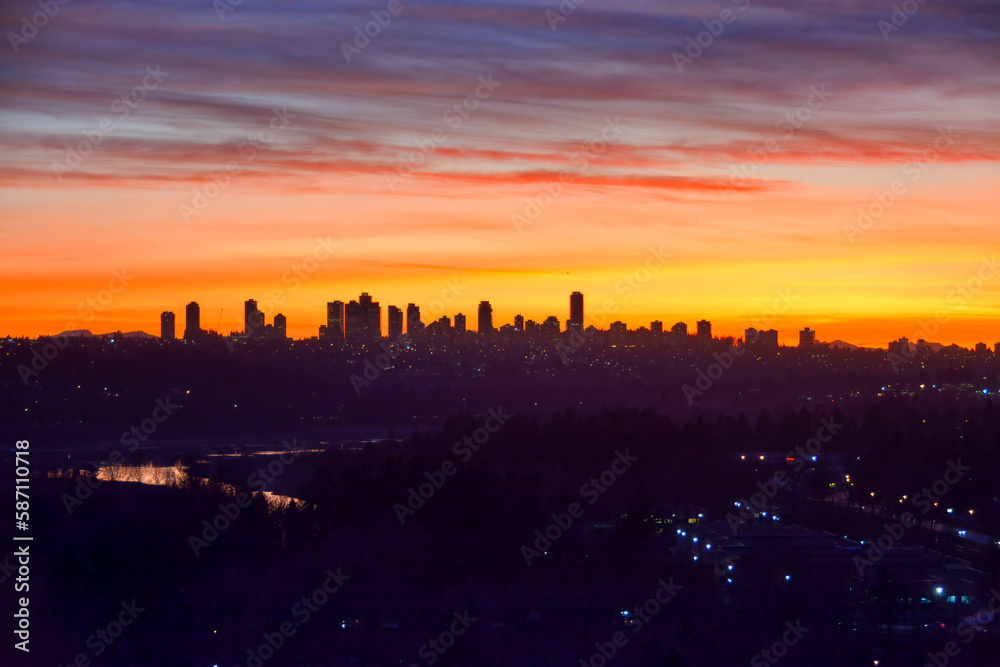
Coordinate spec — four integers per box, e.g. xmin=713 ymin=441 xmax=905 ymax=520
xmin=1 ymin=0 xmax=998 ymax=347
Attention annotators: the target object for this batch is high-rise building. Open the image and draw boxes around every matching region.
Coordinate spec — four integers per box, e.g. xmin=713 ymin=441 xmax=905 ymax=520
xmin=541 ymin=316 xmax=560 ymax=337
xmin=569 ymin=292 xmax=584 ymax=332
xmin=184 ymin=302 xmax=201 ymax=340
xmin=273 ymin=313 xmax=287 ymax=339
xmin=388 ymin=306 xmax=403 ymax=339
xmin=361 ymin=292 xmax=381 ymax=339
xmin=651 ymin=320 xmax=663 ymax=335
xmin=345 ymin=299 xmax=363 ymax=342
xmin=478 ymin=301 xmax=493 ymax=333
xmin=345 ymin=293 xmax=381 ymax=342
xmin=406 ymin=303 xmax=423 ymax=334
xmin=245 ymin=299 xmax=260 ymax=337
xmin=160 ymin=311 xmax=175 ymax=340
xmin=671 ymin=322 xmax=688 ymax=337
xmin=975 ymin=342 xmax=989 ymax=354
xmin=326 ymin=301 xmax=345 ymax=339
xmin=696 ymin=320 xmax=712 ymax=340
xmin=610 ymin=321 xmax=627 ymax=342
xmin=514 ymin=314 xmax=524 ymax=331
xmin=454 ymin=313 xmax=466 ymax=334
xmin=799 ymin=327 xmax=816 ymax=347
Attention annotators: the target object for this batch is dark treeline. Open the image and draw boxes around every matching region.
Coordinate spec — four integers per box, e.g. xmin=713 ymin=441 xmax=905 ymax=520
xmin=4 ymin=335 xmax=999 ymax=446
xmin=18 ymin=401 xmax=1000 ymax=665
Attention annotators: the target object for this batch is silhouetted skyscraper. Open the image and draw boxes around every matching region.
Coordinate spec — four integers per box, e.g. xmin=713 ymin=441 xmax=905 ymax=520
xmin=569 ymin=292 xmax=583 ymax=332
xmin=245 ymin=299 xmax=261 ymax=337
xmin=514 ymin=314 xmax=524 ymax=331
xmin=184 ymin=302 xmax=200 ymax=340
xmin=696 ymin=320 xmax=711 ymax=340
xmin=345 ymin=300 xmax=362 ymax=341
xmin=406 ymin=303 xmax=423 ymax=334
xmin=478 ymin=301 xmax=493 ymax=333
xmin=671 ymin=322 xmax=688 ymax=337
xmin=361 ymin=292 xmax=381 ymax=340
xmin=799 ymin=327 xmax=816 ymax=347
xmin=454 ymin=313 xmax=466 ymax=334
xmin=274 ymin=313 xmax=286 ymax=339
xmin=650 ymin=320 xmax=663 ymax=335
xmin=160 ymin=311 xmax=175 ymax=340
xmin=610 ymin=321 xmax=627 ymax=342
xmin=344 ymin=292 xmax=380 ymax=342
xmin=388 ymin=306 xmax=403 ymax=339
xmin=326 ymin=301 xmax=345 ymax=339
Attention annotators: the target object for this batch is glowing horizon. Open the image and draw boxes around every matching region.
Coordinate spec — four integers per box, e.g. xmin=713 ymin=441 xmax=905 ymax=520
xmin=2 ymin=0 xmax=998 ymax=348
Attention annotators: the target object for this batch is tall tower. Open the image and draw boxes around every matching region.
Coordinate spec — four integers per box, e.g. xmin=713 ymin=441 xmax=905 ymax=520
xmin=569 ymin=292 xmax=584 ymax=332
xmin=245 ymin=299 xmax=260 ymax=337
xmin=478 ymin=301 xmax=493 ymax=334
xmin=345 ymin=299 xmax=363 ymax=342
xmin=799 ymin=327 xmax=816 ymax=347
xmin=273 ymin=313 xmax=287 ymax=339
xmin=184 ymin=302 xmax=201 ymax=340
xmin=326 ymin=301 xmax=345 ymax=339
xmin=160 ymin=311 xmax=175 ymax=340
xmin=388 ymin=306 xmax=403 ymax=339
xmin=360 ymin=292 xmax=381 ymax=339
xmin=696 ymin=320 xmax=712 ymax=340
xmin=454 ymin=313 xmax=467 ymax=334
xmin=406 ymin=303 xmax=423 ymax=334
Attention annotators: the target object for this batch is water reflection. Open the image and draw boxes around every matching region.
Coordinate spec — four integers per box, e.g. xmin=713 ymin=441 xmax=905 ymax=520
xmin=48 ymin=461 xmax=306 ymax=508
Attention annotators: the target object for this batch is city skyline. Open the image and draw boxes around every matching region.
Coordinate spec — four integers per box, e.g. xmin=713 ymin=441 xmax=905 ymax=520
xmin=67 ymin=289 xmax=999 ymax=352
xmin=2 ymin=2 xmax=998 ymax=348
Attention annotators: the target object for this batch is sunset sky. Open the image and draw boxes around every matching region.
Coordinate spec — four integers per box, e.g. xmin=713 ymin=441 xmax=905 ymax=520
xmin=1 ymin=0 xmax=998 ymax=346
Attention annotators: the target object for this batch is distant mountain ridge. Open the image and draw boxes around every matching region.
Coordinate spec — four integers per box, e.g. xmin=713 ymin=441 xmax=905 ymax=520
xmin=53 ymin=330 xmax=156 ymax=339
